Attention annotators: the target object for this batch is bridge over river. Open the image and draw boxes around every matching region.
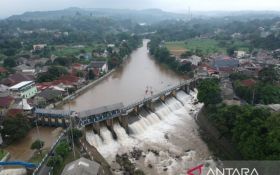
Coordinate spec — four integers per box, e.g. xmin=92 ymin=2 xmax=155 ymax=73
xmin=34 ymin=78 xmax=198 ymax=129
xmin=31 ymin=39 xmax=211 ymax=175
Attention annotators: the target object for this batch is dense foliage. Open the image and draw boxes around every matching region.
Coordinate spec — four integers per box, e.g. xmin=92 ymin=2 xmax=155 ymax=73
xmin=207 ymin=105 xmax=280 ymax=160
xmin=31 ymin=139 xmax=45 ymax=155
xmin=148 ymin=37 xmax=192 ymax=74
xmin=37 ymin=65 xmax=68 ymax=82
xmin=197 ymin=78 xmax=222 ymax=106
xmin=231 ymin=68 xmax=280 ymax=104
xmin=47 ymin=140 xmax=70 ymax=169
xmin=1 ymin=115 xmax=31 ymax=144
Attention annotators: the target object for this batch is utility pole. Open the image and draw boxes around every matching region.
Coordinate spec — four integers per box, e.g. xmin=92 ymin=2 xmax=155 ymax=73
xmin=67 ymin=88 xmax=76 ymax=159
xmin=251 ymin=87 xmax=255 ymax=105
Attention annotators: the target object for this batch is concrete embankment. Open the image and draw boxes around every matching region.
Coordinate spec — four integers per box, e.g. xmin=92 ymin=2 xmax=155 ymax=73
xmin=196 ymin=106 xmax=242 ymax=160
xmin=47 ymin=69 xmax=116 ymax=109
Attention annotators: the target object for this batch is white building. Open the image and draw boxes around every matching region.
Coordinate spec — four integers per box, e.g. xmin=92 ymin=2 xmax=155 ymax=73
xmin=9 ymin=81 xmax=38 ymax=99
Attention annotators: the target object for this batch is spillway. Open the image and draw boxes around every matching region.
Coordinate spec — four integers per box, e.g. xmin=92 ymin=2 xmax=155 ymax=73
xmin=85 ymin=90 xmax=210 ymax=175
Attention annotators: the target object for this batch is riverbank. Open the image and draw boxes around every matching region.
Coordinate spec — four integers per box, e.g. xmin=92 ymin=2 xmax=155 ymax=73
xmin=4 ymin=127 xmax=62 ymax=161
xmin=196 ymin=106 xmax=242 ymax=160
xmin=47 ymin=69 xmax=116 ymax=109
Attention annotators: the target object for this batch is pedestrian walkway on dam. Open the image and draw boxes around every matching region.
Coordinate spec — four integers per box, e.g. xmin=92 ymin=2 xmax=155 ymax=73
xmin=33 ymin=78 xmax=201 ymax=127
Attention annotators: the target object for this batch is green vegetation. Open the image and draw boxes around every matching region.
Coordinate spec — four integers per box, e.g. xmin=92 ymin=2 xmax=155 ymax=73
xmin=0 ymin=149 xmax=7 ymax=160
xmin=47 ymin=140 xmax=72 ymax=175
xmin=166 ymin=39 xmax=226 ymax=56
xmin=47 ymin=140 xmax=81 ymax=175
xmin=197 ymin=78 xmax=222 ymax=106
xmin=31 ymin=139 xmax=45 ymax=155
xmin=52 ymin=46 xmax=93 ymax=57
xmin=29 ymin=150 xmax=48 ymax=164
xmin=149 ymin=37 xmax=193 ymax=74
xmin=206 ymin=104 xmax=280 ymax=160
xmin=67 ymin=128 xmax=83 ymax=144
xmin=1 ymin=115 xmax=31 ymax=144
xmin=37 ymin=65 xmax=68 ymax=82
xmin=231 ymin=67 xmax=280 ymax=104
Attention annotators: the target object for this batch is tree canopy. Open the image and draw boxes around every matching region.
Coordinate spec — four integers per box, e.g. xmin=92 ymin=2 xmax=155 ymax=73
xmin=197 ymin=78 xmax=222 ymax=106
xmin=1 ymin=115 xmax=31 ymax=144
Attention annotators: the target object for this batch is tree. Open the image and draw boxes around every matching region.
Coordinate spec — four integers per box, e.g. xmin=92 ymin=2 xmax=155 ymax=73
xmin=3 ymin=58 xmax=16 ymax=68
xmin=55 ymin=140 xmax=70 ymax=158
xmin=67 ymin=128 xmax=82 ymax=143
xmin=53 ymin=57 xmax=71 ymax=67
xmin=1 ymin=115 xmax=31 ymax=144
xmin=258 ymin=66 xmax=279 ymax=84
xmin=197 ymin=78 xmax=222 ymax=106
xmin=76 ymin=70 xmax=84 ymax=77
xmin=37 ymin=65 xmax=68 ymax=83
xmin=88 ymin=69 xmax=95 ymax=80
xmin=47 ymin=155 xmax=63 ymax=168
xmin=31 ymin=139 xmax=45 ymax=155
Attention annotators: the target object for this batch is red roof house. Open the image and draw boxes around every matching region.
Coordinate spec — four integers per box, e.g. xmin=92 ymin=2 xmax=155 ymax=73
xmin=0 ymin=67 xmax=7 ymax=74
xmin=0 ymin=96 xmax=14 ymax=108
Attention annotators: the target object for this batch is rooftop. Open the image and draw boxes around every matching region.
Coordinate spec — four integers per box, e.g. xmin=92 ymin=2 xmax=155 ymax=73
xmin=61 ymin=157 xmax=100 ymax=175
xmin=9 ymin=81 xmax=33 ymax=90
xmin=78 ymin=103 xmax=124 ymax=118
xmin=89 ymin=61 xmax=107 ymax=68
xmin=35 ymin=108 xmax=71 ymax=116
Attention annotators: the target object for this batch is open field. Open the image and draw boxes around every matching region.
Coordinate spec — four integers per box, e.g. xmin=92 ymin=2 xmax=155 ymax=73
xmin=53 ymin=46 xmax=93 ymax=57
xmin=165 ymin=38 xmax=251 ymax=57
xmin=165 ymin=39 xmax=227 ymax=57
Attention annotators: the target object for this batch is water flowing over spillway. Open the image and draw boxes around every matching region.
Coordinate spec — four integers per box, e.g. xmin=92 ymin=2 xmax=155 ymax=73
xmin=85 ymin=90 xmax=211 ymax=175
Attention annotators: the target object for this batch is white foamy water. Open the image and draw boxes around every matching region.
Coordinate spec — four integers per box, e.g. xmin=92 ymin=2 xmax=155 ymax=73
xmin=113 ymin=123 xmax=129 ymax=141
xmin=86 ymin=91 xmax=211 ymax=174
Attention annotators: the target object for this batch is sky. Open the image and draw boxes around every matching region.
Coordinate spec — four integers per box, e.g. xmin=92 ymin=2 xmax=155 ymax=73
xmin=1 ymin=0 xmax=280 ymax=18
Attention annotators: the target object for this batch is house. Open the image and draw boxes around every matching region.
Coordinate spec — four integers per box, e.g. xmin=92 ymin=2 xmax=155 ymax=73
xmin=6 ymin=108 xmax=23 ymax=117
xmin=0 ymin=67 xmax=7 ymax=74
xmin=36 ymin=89 xmax=62 ymax=103
xmin=0 ymin=84 xmax=9 ymax=97
xmin=181 ymin=55 xmax=201 ymax=66
xmin=0 ymin=96 xmax=14 ymax=112
xmin=9 ymin=81 xmax=38 ymax=99
xmin=212 ymin=56 xmax=239 ymax=70
xmin=13 ymin=99 xmax=33 ymax=111
xmin=88 ymin=61 xmax=108 ymax=77
xmin=36 ymin=74 xmax=85 ymax=90
xmin=71 ymin=63 xmax=87 ymax=76
xmin=2 ymin=72 xmax=34 ymax=86
xmin=33 ymin=44 xmax=47 ymax=51
xmin=234 ymin=51 xmax=247 ymax=59
xmin=0 ymin=96 xmax=15 ymax=116
xmin=61 ymin=157 xmax=103 ymax=175
xmin=15 ymin=64 xmax=35 ymax=74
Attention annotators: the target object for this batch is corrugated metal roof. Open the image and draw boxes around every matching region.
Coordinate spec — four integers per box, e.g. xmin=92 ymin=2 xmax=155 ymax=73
xmin=35 ymin=108 xmax=71 ymax=116
xmin=61 ymin=157 xmax=100 ymax=175
xmin=78 ymin=103 xmax=124 ymax=118
xmin=9 ymin=81 xmax=33 ymax=90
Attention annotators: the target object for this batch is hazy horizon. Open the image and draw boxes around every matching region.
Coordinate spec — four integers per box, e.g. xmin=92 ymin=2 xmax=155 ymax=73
xmin=1 ymin=0 xmax=280 ymax=18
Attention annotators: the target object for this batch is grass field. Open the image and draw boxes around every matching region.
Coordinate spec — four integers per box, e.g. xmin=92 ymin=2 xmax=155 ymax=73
xmin=165 ymin=39 xmax=227 ymax=56
xmin=53 ymin=46 xmax=93 ymax=57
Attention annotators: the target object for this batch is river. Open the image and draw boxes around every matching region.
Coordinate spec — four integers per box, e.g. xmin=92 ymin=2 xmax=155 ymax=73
xmin=64 ymin=39 xmax=183 ymax=111
xmin=64 ymin=39 xmax=212 ymax=174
